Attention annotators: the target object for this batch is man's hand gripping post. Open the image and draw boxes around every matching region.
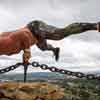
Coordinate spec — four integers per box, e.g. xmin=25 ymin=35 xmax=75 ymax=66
xmin=23 ymin=48 xmax=31 ymax=82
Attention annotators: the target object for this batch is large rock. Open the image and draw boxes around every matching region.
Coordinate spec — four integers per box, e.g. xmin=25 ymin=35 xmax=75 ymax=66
xmin=0 ymin=82 xmax=65 ymax=100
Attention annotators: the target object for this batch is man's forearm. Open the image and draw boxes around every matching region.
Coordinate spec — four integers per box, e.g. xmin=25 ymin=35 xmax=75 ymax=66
xmin=23 ymin=48 xmax=31 ymax=63
xmin=24 ymin=48 xmax=31 ymax=53
xmin=37 ymin=43 xmax=54 ymax=51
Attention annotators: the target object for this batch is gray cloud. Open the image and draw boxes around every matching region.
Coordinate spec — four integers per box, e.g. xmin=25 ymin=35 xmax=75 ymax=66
xmin=0 ymin=0 xmax=100 ymax=73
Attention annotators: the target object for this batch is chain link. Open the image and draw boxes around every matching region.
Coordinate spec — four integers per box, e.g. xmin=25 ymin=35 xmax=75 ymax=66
xmin=0 ymin=63 xmax=22 ymax=74
xmin=0 ymin=61 xmax=100 ymax=80
xmin=31 ymin=61 xmax=100 ymax=80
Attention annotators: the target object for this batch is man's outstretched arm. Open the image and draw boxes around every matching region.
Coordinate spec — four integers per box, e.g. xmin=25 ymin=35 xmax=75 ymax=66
xmin=21 ymin=33 xmax=32 ymax=63
xmin=36 ymin=39 xmax=60 ymax=61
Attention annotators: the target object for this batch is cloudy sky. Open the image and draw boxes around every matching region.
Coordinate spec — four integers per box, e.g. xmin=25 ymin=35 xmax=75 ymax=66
xmin=0 ymin=0 xmax=100 ymax=74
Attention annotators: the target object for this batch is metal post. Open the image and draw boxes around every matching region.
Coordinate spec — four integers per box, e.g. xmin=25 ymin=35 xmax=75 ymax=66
xmin=23 ymin=63 xmax=28 ymax=82
xmin=23 ymin=52 xmax=29 ymax=83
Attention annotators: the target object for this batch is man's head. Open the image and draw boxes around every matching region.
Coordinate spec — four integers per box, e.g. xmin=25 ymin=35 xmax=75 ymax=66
xmin=27 ymin=20 xmax=41 ymax=38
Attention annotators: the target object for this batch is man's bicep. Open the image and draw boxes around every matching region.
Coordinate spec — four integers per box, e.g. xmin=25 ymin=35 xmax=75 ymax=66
xmin=21 ymin=33 xmax=31 ymax=49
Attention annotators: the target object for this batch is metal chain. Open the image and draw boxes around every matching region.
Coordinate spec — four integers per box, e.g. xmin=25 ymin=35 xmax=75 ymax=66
xmin=0 ymin=61 xmax=100 ymax=81
xmin=0 ymin=63 xmax=22 ymax=74
xmin=31 ymin=61 xmax=100 ymax=80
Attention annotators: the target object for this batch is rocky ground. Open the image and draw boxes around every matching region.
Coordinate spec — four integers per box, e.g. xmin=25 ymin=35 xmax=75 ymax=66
xmin=0 ymin=78 xmax=100 ymax=100
xmin=0 ymin=82 xmax=65 ymax=100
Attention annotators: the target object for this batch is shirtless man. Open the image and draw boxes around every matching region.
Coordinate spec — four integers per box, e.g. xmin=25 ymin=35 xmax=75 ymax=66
xmin=0 ymin=20 xmax=100 ymax=63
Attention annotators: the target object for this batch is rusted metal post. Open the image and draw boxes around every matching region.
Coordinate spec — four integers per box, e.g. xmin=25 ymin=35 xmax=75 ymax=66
xmin=23 ymin=53 xmax=29 ymax=82
xmin=23 ymin=63 xmax=28 ymax=82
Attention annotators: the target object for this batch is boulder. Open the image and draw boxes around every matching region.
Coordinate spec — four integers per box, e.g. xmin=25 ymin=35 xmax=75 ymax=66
xmin=0 ymin=82 xmax=65 ymax=100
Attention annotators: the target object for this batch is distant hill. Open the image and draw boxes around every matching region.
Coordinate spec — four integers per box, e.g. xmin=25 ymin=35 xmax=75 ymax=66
xmin=0 ymin=72 xmax=64 ymax=81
